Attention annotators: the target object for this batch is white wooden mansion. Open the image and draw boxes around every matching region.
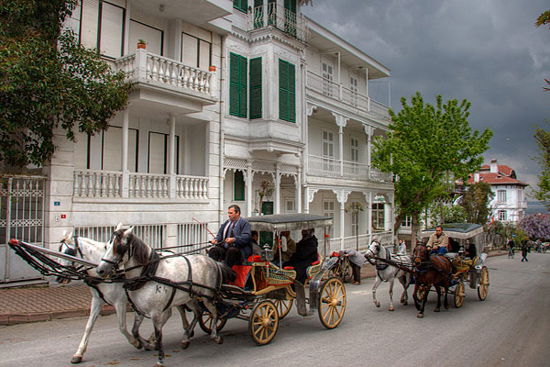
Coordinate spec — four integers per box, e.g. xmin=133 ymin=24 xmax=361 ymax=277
xmin=1 ymin=0 xmax=394 ymax=283
xmin=467 ymin=159 xmax=528 ymax=224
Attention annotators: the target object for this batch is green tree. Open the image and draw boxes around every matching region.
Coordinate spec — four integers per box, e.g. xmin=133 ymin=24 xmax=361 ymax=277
xmin=533 ymin=127 xmax=550 ymax=206
xmin=372 ymin=92 xmax=492 ymax=245
xmin=0 ymin=0 xmax=132 ymax=169
xmin=535 ymin=10 xmax=550 ymax=91
xmin=460 ymin=181 xmax=494 ymax=224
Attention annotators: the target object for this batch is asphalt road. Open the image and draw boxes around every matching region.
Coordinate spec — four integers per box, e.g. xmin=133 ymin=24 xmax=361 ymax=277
xmin=0 ymin=253 xmax=548 ymax=367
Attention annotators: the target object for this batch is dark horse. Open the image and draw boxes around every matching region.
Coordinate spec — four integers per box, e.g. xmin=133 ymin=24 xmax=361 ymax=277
xmin=412 ymin=244 xmax=453 ymax=318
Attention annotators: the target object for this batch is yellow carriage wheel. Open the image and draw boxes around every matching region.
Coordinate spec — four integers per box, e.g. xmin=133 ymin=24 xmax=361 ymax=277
xmin=273 ymin=298 xmax=293 ymax=319
xmin=198 ymin=310 xmax=227 ymax=334
xmin=318 ymin=277 xmax=347 ymax=329
xmin=477 ymin=266 xmax=489 ymax=301
xmin=454 ymin=281 xmax=465 ymax=308
xmin=249 ymin=300 xmax=279 ymax=345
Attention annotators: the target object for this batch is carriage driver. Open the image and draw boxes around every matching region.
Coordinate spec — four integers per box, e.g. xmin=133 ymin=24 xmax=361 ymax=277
xmin=426 ymin=225 xmax=449 ymax=255
xmin=209 ymin=205 xmax=252 ymax=267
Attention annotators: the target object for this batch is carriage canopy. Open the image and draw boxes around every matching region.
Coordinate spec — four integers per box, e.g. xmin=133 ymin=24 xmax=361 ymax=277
xmin=421 ymin=223 xmax=484 ymax=240
xmin=245 ymin=214 xmax=333 ymax=232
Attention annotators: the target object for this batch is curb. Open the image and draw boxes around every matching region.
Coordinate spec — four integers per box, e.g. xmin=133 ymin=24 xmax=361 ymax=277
xmin=0 ymin=305 xmax=116 ymax=326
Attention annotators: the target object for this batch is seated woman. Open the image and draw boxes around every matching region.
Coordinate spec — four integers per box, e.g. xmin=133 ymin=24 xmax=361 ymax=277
xmin=283 ymin=228 xmax=318 ymax=283
xmin=465 ymin=241 xmax=477 ymax=259
xmin=272 ymin=231 xmax=296 ymax=264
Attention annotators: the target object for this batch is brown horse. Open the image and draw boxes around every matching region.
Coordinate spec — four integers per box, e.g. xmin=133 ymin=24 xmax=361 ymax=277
xmin=412 ymin=244 xmax=453 ymax=318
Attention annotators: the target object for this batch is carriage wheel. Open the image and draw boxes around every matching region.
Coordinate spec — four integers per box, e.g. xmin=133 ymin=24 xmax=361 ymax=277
xmin=477 ymin=266 xmax=489 ymax=301
xmin=453 ymin=282 xmax=465 ymax=308
xmin=318 ymin=277 xmax=347 ymax=329
xmin=341 ymin=260 xmax=353 ymax=283
xmin=198 ymin=310 xmax=227 ymax=334
xmin=273 ymin=298 xmax=293 ymax=319
xmin=249 ymin=300 xmax=279 ymax=345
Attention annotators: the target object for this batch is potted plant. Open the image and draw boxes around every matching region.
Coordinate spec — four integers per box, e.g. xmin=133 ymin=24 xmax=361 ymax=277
xmin=137 ymin=39 xmax=146 ymax=49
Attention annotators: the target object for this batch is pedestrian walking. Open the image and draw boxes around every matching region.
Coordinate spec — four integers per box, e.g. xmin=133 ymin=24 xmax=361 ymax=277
xmin=507 ymin=238 xmax=515 ymax=259
xmin=521 ymin=240 xmax=529 ymax=262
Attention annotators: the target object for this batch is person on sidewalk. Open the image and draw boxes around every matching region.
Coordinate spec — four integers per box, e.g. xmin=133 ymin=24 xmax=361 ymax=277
xmin=507 ymin=238 xmax=515 ymax=259
xmin=521 ymin=241 xmax=529 ymax=262
xmin=339 ymin=249 xmax=366 ymax=285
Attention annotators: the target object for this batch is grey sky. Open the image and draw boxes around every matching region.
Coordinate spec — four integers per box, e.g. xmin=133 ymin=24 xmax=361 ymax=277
xmin=303 ymin=0 xmax=549 ymax=193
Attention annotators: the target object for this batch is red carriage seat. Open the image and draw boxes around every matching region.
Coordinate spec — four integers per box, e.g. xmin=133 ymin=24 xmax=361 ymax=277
xmin=229 ymin=265 xmax=252 ymax=288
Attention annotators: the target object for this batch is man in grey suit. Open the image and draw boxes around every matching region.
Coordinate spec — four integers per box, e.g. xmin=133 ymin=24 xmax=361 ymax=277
xmin=209 ymin=205 xmax=252 ymax=267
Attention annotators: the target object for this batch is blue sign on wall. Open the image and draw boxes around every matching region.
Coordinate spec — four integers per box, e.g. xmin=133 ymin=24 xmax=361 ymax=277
xmin=54 ymin=201 xmax=61 ymax=206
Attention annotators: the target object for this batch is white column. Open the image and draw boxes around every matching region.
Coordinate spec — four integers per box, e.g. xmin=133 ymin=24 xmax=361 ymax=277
xmin=364 ymin=125 xmax=374 ymax=168
xmin=367 ymin=192 xmax=373 ymax=236
xmin=337 ymin=52 xmax=342 ymax=100
xmin=274 ymin=165 xmax=281 ymax=214
xmin=121 ymin=110 xmax=129 ymax=198
xmin=336 ymin=190 xmax=350 ymax=250
xmin=384 ymin=201 xmax=392 ymax=232
xmin=168 ymin=114 xmax=176 ymax=199
xmin=245 ymin=162 xmax=253 ymax=217
xmin=296 ymin=169 xmax=302 ymax=213
xmin=332 ymin=113 xmax=348 ymax=178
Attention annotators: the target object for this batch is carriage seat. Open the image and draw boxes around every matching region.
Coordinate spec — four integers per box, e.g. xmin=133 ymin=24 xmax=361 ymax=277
xmin=229 ymin=265 xmax=252 ymax=288
xmin=444 ymin=252 xmax=459 ymax=259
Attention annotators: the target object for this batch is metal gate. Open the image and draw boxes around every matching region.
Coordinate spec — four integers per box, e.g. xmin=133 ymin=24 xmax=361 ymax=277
xmin=0 ymin=175 xmax=46 ymax=283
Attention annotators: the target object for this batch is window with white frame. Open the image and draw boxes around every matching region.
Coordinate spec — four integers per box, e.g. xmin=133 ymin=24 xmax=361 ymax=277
xmin=497 ymin=190 xmax=507 ymax=203
xmin=181 ymin=32 xmax=212 ymax=70
xmin=498 ymin=210 xmax=507 ymax=221
xmin=98 ymin=1 xmax=125 ymax=58
xmin=372 ymin=203 xmax=385 ymax=231
xmin=401 ymin=216 xmax=412 ymax=228
xmin=323 ymin=200 xmax=335 ymax=236
xmin=322 ymin=62 xmax=334 ymax=97
xmin=322 ymin=130 xmax=335 ymax=172
xmin=130 ymin=20 xmax=163 ymax=55
xmin=285 ymin=199 xmax=295 ymax=213
xmin=518 ymin=189 xmax=523 ymax=203
xmin=350 ymin=76 xmax=358 ymax=106
xmin=148 ymin=132 xmax=180 ymax=174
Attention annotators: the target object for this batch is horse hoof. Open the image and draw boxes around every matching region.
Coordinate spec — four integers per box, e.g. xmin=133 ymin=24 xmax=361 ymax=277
xmin=189 ymin=331 xmax=195 ymax=339
xmin=214 ymin=336 xmax=224 ymax=344
xmin=155 ymin=362 xmax=164 ymax=367
xmin=70 ymin=356 xmax=82 ymax=364
xmin=132 ymin=340 xmax=143 ymax=350
xmin=388 ymin=307 xmax=394 ymax=311
xmin=181 ymin=341 xmax=190 ymax=350
xmin=417 ymin=313 xmax=424 ymax=318
xmin=403 ymin=301 xmax=408 ymax=306
xmin=434 ymin=308 xmax=440 ymax=312
xmin=374 ymin=301 xmax=380 ymax=308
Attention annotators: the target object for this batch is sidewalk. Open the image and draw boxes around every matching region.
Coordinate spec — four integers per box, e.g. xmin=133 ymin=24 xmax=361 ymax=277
xmin=0 ymin=251 xmax=504 ymax=326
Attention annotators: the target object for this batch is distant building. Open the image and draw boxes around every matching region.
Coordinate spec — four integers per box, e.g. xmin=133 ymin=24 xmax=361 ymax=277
xmin=467 ymin=159 xmax=528 ymax=223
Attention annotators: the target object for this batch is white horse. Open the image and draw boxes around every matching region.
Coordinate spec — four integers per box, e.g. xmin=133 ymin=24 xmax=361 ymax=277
xmin=57 ymin=231 xmax=196 ymax=364
xmin=95 ymin=226 xmax=231 ymax=367
xmin=365 ymin=240 xmax=412 ymax=311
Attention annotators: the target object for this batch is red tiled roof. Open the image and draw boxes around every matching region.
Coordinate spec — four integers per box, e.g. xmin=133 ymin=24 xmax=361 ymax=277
xmin=467 ymin=172 xmax=528 ymax=186
xmin=479 ymin=164 xmax=514 ymax=176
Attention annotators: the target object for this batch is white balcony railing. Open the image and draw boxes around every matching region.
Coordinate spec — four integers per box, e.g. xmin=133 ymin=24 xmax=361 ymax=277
xmin=251 ymin=5 xmax=307 ymax=41
xmin=73 ymin=170 xmax=122 ymax=198
xmin=74 ymin=170 xmax=209 ymax=200
xmin=114 ymin=49 xmax=215 ymax=98
xmin=128 ymin=173 xmax=170 ymax=198
xmin=306 ymin=71 xmax=390 ymax=122
xmin=176 ymin=175 xmax=209 ymax=199
xmin=307 ymin=155 xmax=392 ymax=183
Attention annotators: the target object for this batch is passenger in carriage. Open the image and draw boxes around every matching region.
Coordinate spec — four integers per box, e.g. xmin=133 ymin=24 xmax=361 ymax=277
xmin=272 ymin=231 xmax=296 ymax=263
xmin=283 ymin=228 xmax=318 ymax=283
xmin=209 ymin=205 xmax=252 ymax=267
xmin=427 ymin=225 xmax=449 ymax=255
xmin=465 ymin=240 xmax=477 ymax=259
xmin=251 ymin=231 xmax=262 ymax=255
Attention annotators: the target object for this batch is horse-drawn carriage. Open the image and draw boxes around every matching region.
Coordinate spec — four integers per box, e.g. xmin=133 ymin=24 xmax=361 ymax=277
xmin=206 ymin=214 xmax=346 ymax=345
xmin=9 ymin=214 xmax=346 ymax=366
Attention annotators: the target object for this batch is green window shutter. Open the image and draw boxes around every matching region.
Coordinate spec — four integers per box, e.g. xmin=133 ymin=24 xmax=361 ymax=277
xmin=234 ymin=0 xmax=248 ymax=13
xmin=234 ymin=171 xmax=245 ymax=201
xmin=284 ymin=0 xmax=296 ymax=12
xmin=279 ymin=59 xmax=296 ymax=123
xmin=249 ymin=57 xmax=262 ymax=119
xmin=229 ymin=53 xmax=247 ymax=118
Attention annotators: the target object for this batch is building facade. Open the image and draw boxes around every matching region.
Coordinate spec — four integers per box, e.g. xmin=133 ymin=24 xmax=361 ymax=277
xmin=1 ymin=0 xmax=394 ymax=283
xmin=468 ymin=159 xmax=528 ymax=224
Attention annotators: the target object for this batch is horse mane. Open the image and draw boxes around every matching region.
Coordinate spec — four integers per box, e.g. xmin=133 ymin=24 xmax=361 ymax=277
xmin=127 ymin=233 xmax=150 ymax=266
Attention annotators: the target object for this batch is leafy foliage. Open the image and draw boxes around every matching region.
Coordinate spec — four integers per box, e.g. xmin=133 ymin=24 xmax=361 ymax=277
xmin=0 ymin=0 xmax=132 ymax=168
xmin=426 ymin=201 xmax=466 ymax=225
xmin=519 ymin=213 xmax=550 ymax=240
xmin=535 ymin=10 xmax=550 ymax=29
xmin=460 ymin=182 xmax=494 ymax=224
xmin=372 ymin=92 xmax=493 ymax=240
xmin=532 ymin=127 xmax=550 ymax=206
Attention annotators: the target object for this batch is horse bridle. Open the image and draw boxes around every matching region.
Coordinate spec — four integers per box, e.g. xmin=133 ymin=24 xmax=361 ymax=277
xmin=58 ymin=236 xmax=85 ymax=270
xmin=366 ymin=241 xmax=380 ymax=265
xmin=100 ymin=231 xmax=129 ymax=267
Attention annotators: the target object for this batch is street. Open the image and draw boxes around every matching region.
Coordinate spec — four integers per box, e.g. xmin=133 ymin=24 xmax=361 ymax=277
xmin=0 ymin=253 xmax=548 ymax=367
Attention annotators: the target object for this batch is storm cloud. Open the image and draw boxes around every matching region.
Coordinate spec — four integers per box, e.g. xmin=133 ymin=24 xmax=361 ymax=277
xmin=303 ymin=0 xmax=550 ymax=192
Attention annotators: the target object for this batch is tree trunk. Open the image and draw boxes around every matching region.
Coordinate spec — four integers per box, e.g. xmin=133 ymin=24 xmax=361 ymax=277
xmin=410 ymin=211 xmax=420 ymax=249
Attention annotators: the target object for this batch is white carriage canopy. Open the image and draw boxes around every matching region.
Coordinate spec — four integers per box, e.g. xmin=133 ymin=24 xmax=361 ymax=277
xmin=245 ymin=214 xmax=333 ymax=232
